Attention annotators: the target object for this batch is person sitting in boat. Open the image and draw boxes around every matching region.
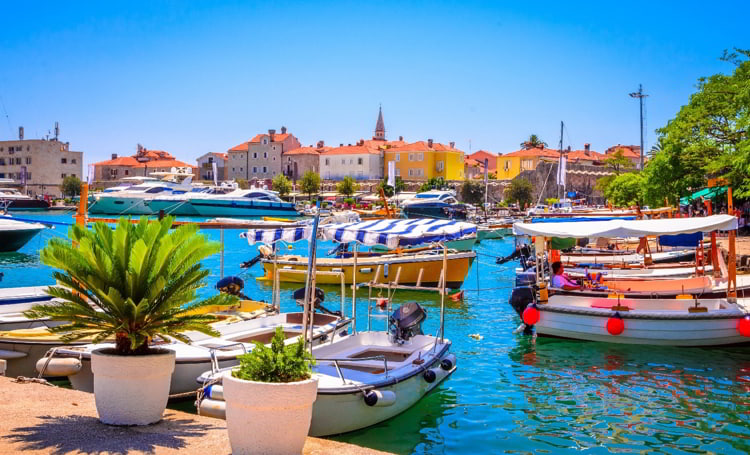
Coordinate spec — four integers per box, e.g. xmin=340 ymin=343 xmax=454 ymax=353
xmin=550 ymin=261 xmax=581 ymax=290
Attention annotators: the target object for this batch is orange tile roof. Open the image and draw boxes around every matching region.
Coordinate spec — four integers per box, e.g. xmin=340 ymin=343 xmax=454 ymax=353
xmin=228 ymin=133 xmax=293 ymax=152
xmin=283 ymin=146 xmax=328 ymax=156
xmin=386 ymin=141 xmax=462 ymax=153
xmin=503 ymin=147 xmax=560 ymax=158
xmin=321 ymin=145 xmax=381 ymax=155
xmin=464 ymin=157 xmax=483 ymax=167
xmin=608 ymin=145 xmax=640 ymax=158
xmin=566 ymin=149 xmax=607 ymax=162
xmin=93 ymin=156 xmax=139 ymax=166
xmin=131 ymin=159 xmax=196 ymax=169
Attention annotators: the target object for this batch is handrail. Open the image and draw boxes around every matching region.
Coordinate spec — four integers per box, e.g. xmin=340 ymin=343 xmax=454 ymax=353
xmin=209 ymin=342 xmax=248 ymax=374
xmin=315 ymin=354 xmax=389 ymax=384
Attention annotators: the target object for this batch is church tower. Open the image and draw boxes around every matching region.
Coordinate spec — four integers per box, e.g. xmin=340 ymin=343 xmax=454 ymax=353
xmin=373 ymin=105 xmax=386 ymax=141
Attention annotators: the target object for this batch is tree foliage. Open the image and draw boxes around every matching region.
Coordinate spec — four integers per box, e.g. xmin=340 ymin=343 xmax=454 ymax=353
xmin=336 ymin=176 xmax=358 ymax=196
xmin=505 ymin=178 xmax=533 ymax=208
xmin=62 ymin=175 xmax=82 ymax=197
xmin=460 ymin=180 xmax=485 ymax=205
xmin=24 ymin=217 xmax=236 ymax=355
xmin=233 ymin=327 xmax=314 ymax=383
xmin=520 ymin=134 xmax=547 ymax=150
xmin=377 ymin=176 xmax=405 ymax=197
xmin=300 ymin=171 xmax=321 ymax=197
xmin=595 ymin=150 xmax=635 ymax=195
xmin=602 ymin=173 xmax=644 ymax=207
xmin=418 ymin=177 xmax=446 ymax=193
xmin=271 ymin=174 xmax=292 ymax=197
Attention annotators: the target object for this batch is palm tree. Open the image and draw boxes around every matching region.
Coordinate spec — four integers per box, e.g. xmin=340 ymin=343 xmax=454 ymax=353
xmin=25 ymin=216 xmax=236 ymax=355
xmin=521 ymin=134 xmax=547 ymax=149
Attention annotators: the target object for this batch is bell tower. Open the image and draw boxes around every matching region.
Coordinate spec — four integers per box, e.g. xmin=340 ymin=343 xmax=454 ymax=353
xmin=373 ymin=105 xmax=386 ymax=141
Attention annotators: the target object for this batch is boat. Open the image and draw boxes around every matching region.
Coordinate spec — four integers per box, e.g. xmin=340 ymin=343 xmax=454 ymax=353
xmin=195 ymin=212 xmax=457 ymax=435
xmin=476 ymin=218 xmax=513 ymax=241
xmin=89 ymin=180 xmax=194 ymax=215
xmin=189 ymin=188 xmax=300 ymax=217
xmin=0 ymin=183 xmax=49 ymax=211
xmin=145 ymin=186 xmax=237 ymax=216
xmin=253 ymin=219 xmax=477 ymax=288
xmin=0 ymin=217 xmax=46 ymax=252
xmin=401 ymin=190 xmax=468 ymax=220
xmin=508 ymin=214 xmax=750 ymax=346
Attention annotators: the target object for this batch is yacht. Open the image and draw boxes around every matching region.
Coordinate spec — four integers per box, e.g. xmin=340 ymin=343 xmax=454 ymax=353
xmin=188 ymin=188 xmax=300 ymax=217
xmin=0 ymin=184 xmax=49 ymax=211
xmin=0 ymin=217 xmax=46 ymax=252
xmin=145 ymin=186 xmax=237 ymax=216
xmin=401 ymin=190 xmax=468 ymax=219
xmin=88 ymin=181 xmax=192 ymax=215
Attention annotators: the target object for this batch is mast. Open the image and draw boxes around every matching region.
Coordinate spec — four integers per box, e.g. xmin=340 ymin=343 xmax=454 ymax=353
xmin=557 ymin=121 xmax=563 ymax=200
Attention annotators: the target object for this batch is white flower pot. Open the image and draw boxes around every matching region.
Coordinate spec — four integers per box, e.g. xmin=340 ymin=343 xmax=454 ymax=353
xmin=223 ymin=373 xmax=318 ymax=455
xmin=91 ymin=348 xmax=176 ymax=425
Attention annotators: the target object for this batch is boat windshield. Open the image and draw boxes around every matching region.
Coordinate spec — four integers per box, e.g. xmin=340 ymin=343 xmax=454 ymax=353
xmin=243 ymin=192 xmax=280 ymax=202
xmin=415 ymin=193 xmax=439 ymax=199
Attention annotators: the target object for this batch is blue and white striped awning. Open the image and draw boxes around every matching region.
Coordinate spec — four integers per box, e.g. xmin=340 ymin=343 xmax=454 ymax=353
xmin=240 ymin=226 xmax=314 ymax=245
xmin=319 ymin=218 xmax=477 ymax=249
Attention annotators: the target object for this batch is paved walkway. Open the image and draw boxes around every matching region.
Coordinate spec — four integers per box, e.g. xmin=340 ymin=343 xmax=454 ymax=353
xmin=0 ymin=376 xmax=390 ymax=455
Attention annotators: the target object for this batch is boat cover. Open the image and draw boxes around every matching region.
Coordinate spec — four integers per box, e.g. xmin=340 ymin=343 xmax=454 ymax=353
xmin=320 ymin=218 xmax=477 ymax=248
xmin=513 ymin=214 xmax=738 ymax=239
xmin=240 ymin=226 xmax=314 ymax=244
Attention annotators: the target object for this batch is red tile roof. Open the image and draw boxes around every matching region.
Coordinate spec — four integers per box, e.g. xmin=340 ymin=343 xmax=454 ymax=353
xmin=228 ymin=133 xmax=293 ymax=152
xmin=503 ymin=147 xmax=560 ymax=158
xmin=566 ymin=149 xmax=607 ymax=162
xmin=93 ymin=156 xmax=139 ymax=166
xmin=283 ymin=146 xmax=328 ymax=156
xmin=386 ymin=141 xmax=462 ymax=153
xmin=321 ymin=145 xmax=381 ymax=155
xmin=130 ymin=159 xmax=196 ymax=169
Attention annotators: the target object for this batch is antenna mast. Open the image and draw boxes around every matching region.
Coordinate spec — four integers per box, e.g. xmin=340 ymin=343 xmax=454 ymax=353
xmin=557 ymin=121 xmax=563 ymax=199
xmin=629 ymin=84 xmax=648 ymax=170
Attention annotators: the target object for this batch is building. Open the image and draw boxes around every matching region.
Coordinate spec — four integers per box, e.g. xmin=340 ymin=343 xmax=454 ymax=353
xmin=196 ymin=152 xmax=228 ymax=182
xmin=384 ymin=139 xmax=465 ymax=181
xmin=566 ymin=144 xmax=607 ymax=165
xmin=319 ymin=142 xmax=383 ymax=180
xmin=93 ymin=145 xmax=197 ymax=182
xmin=467 ymin=150 xmax=498 ymax=174
xmin=464 ymin=157 xmax=485 ymax=179
xmin=283 ymin=141 xmax=327 ymax=181
xmin=496 ymin=147 xmax=560 ymax=180
xmin=227 ymin=127 xmax=301 ymax=181
xmin=605 ymin=144 xmax=642 ymax=166
xmin=0 ymin=125 xmax=83 ymax=197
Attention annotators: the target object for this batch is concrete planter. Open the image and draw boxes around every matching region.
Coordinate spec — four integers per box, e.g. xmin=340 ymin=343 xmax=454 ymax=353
xmin=90 ymin=348 xmax=175 ymax=425
xmin=223 ymin=372 xmax=318 ymax=455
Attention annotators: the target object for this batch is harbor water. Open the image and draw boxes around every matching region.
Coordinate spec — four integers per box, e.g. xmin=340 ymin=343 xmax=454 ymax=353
xmin=2 ymin=213 xmax=749 ymax=454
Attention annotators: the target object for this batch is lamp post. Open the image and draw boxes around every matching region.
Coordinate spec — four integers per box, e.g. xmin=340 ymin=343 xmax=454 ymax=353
xmin=629 ymin=84 xmax=648 ymax=170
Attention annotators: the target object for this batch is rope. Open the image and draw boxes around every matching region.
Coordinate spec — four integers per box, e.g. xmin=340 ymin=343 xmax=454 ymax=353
xmin=13 ymin=376 xmax=55 ymax=386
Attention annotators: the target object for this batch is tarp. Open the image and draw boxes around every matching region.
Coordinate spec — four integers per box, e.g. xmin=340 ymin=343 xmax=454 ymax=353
xmin=679 ymin=186 xmax=727 ymax=206
xmin=659 ymin=232 xmax=703 ymax=248
xmin=531 ymin=216 xmax=636 ymax=223
xmin=240 ymin=226 xmax=313 ymax=244
xmin=513 ymin=214 xmax=737 ymax=239
xmin=320 ymin=218 xmax=477 ymax=249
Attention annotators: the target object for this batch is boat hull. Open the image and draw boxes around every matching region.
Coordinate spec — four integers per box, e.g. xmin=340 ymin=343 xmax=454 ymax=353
xmin=190 ymin=199 xmax=300 ymax=217
xmin=261 ymin=251 xmax=476 ymax=287
xmin=1 ymin=227 xmax=44 ymax=252
xmin=145 ymin=199 xmax=199 ymax=216
xmin=88 ymin=196 xmax=154 ymax=215
xmin=403 ymin=204 xmax=467 ymax=220
xmin=0 ymin=199 xmax=50 ymax=211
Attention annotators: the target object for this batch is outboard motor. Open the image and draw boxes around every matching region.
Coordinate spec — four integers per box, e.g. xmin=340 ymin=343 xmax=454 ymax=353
xmin=292 ymin=287 xmax=341 ymax=317
xmin=515 ymin=269 xmax=536 ymax=287
xmin=509 ymin=286 xmax=535 ymax=318
xmin=388 ymin=302 xmax=427 ymax=344
xmin=216 ymin=276 xmax=251 ymax=300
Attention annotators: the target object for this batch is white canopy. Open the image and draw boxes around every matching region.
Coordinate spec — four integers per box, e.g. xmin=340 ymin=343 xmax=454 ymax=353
xmin=320 ymin=218 xmax=477 ymax=249
xmin=512 ymin=214 xmax=738 ymax=239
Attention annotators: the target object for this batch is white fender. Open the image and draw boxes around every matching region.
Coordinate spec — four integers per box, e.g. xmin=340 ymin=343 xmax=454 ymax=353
xmin=199 ymin=398 xmax=226 ymax=420
xmin=364 ymin=389 xmax=396 ymax=407
xmin=35 ymin=357 xmax=82 ymax=377
xmin=205 ymin=384 xmax=225 ymax=401
xmin=0 ymin=359 xmax=6 ymax=376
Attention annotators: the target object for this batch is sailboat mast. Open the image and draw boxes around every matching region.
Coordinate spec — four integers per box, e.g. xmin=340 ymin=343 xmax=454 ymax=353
xmin=557 ymin=121 xmax=564 ymax=200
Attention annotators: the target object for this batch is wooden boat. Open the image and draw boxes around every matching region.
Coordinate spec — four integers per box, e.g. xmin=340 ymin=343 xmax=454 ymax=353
xmin=510 ymin=214 xmax=750 ymax=346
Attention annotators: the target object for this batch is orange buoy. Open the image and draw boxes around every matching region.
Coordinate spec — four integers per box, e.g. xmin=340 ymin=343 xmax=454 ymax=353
xmin=522 ymin=304 xmax=540 ymax=325
xmin=607 ymin=312 xmax=625 ymax=335
xmin=738 ymin=316 xmax=750 ymax=337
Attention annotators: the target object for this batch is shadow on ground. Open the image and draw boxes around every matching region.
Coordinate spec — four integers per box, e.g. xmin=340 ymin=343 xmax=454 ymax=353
xmin=4 ymin=413 xmax=223 ymax=455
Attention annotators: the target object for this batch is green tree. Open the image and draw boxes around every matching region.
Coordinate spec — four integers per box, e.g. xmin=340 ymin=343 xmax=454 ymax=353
xmin=545 ymin=197 xmax=559 ymax=206
xmin=595 ymin=149 xmax=635 ymax=194
xmin=520 ymin=134 xmax=547 ymax=150
xmin=24 ymin=217 xmax=236 ymax=355
xmin=300 ymin=171 xmax=321 ymax=198
xmin=377 ymin=176 xmax=405 ymax=198
xmin=602 ymin=173 xmax=644 ymax=207
xmin=505 ymin=178 xmax=533 ymax=208
xmin=418 ymin=177 xmax=446 ymax=192
xmin=62 ymin=175 xmax=82 ymax=197
xmin=271 ymin=174 xmax=292 ymax=197
xmin=336 ymin=176 xmax=358 ymax=197
xmin=460 ymin=180 xmax=484 ymax=205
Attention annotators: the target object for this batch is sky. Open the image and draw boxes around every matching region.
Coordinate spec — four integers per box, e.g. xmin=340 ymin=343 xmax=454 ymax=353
xmin=1 ymin=0 xmax=747 ymax=171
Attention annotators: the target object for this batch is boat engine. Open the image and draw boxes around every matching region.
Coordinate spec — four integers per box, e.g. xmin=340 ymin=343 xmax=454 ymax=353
xmin=215 ymin=276 xmax=251 ymax=300
xmin=509 ymin=286 xmax=535 ymax=318
xmin=292 ymin=287 xmax=341 ymax=316
xmin=388 ymin=302 xmax=427 ymax=344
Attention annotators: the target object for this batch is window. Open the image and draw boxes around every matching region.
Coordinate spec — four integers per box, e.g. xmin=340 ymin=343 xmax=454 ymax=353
xmin=325 ymin=158 xmax=330 ymax=165
xmin=26 ymin=172 xmax=31 ymax=180
xmin=16 ymin=157 xmax=22 ymax=164
xmin=521 ymin=159 xmax=534 ymax=171
xmin=240 ymin=167 xmax=243 ymax=172
xmin=61 ymin=158 xmax=67 ymax=164
xmin=72 ymin=159 xmax=76 ymax=164
xmin=341 ymin=159 xmax=345 ymax=165
xmin=7 ymin=173 xmax=13 ymax=179
xmin=61 ymin=173 xmax=66 ymax=178
xmin=408 ymin=153 xmax=414 ymax=161
xmin=253 ymin=152 xmax=258 ymax=159
xmin=395 ymin=168 xmax=401 ymax=176
xmin=110 ymin=169 xmax=118 ymax=178
xmin=253 ymin=167 xmax=258 ymax=173
xmin=504 ymin=160 xmax=510 ymax=171
xmin=125 ymin=170 xmax=129 ymax=176
xmin=262 ymin=139 xmax=268 ymax=145
xmin=0 ymin=158 xmax=4 ymax=165
xmin=263 ymin=152 xmax=268 ymax=158
xmin=437 ymin=161 xmax=444 ymax=172
xmin=232 ymin=167 xmax=235 ymax=172
xmin=418 ymin=152 xmax=424 ymax=161
xmin=262 ymin=166 xmax=267 ymax=173
xmin=25 ymin=157 xmax=32 ymax=164
xmin=395 ymin=154 xmax=400 ymax=162
xmin=0 ymin=173 xmax=4 ymax=178
xmin=288 ymin=157 xmax=291 ymax=163
xmin=349 ymin=159 xmax=353 ymax=165
xmin=357 ymin=157 xmax=363 ymax=165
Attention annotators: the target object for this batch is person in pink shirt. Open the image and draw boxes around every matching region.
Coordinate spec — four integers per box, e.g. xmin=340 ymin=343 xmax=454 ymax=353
xmin=550 ymin=261 xmax=581 ymax=290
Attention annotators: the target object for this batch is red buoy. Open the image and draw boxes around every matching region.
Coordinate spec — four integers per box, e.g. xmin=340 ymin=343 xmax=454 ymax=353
xmin=522 ymin=304 xmax=540 ymax=325
xmin=738 ymin=316 xmax=750 ymax=337
xmin=607 ymin=313 xmax=625 ymax=336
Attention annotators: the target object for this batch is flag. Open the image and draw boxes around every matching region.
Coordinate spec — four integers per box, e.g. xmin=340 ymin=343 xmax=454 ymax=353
xmin=556 ymin=156 xmax=567 ymax=186
xmin=20 ymin=166 xmax=27 ymax=185
xmin=212 ymin=161 xmax=218 ymax=186
xmin=388 ymin=161 xmax=395 ymax=187
xmin=87 ymin=164 xmax=95 ymax=185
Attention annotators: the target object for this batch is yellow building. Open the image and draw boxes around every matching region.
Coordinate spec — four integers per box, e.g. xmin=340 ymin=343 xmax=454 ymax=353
xmin=384 ymin=140 xmax=465 ymax=181
xmin=495 ymin=147 xmax=559 ymax=180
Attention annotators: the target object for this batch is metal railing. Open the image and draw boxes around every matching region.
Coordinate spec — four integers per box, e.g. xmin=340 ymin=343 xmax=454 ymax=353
xmin=315 ymin=355 xmax=389 ymax=385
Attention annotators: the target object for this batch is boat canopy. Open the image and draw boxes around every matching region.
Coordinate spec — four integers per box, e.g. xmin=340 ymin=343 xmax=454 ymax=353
xmin=513 ymin=214 xmax=738 ymax=239
xmin=241 ymin=225 xmax=313 ymax=244
xmin=320 ymin=218 xmax=477 ymax=248
xmin=679 ymin=186 xmax=727 ymax=206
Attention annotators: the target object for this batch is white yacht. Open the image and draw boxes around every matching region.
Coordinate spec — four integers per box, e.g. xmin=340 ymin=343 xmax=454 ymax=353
xmin=0 ymin=180 xmax=49 ymax=211
xmin=188 ymin=188 xmax=299 ymax=217
xmin=89 ymin=180 xmax=191 ymax=215
xmin=145 ymin=186 xmax=237 ymax=216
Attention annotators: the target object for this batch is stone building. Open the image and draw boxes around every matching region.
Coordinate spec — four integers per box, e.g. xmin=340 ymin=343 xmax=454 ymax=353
xmin=227 ymin=126 xmax=301 ymax=181
xmin=196 ymin=152 xmax=228 ymax=182
xmin=515 ymin=161 xmax=613 ymax=205
xmin=320 ymin=143 xmax=383 ymax=181
xmin=282 ymin=141 xmax=327 ymax=182
xmin=92 ymin=146 xmax=197 ymax=182
xmin=0 ymin=126 xmax=83 ymax=197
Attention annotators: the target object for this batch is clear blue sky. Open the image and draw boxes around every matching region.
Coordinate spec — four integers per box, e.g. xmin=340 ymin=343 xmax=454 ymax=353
xmin=1 ymin=1 xmax=747 ymax=170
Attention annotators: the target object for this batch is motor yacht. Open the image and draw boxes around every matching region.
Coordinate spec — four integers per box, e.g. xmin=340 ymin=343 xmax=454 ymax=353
xmin=0 ymin=217 xmax=46 ymax=251
xmin=188 ymin=188 xmax=299 ymax=217
xmin=401 ymin=190 xmax=468 ymax=220
xmin=0 ymin=184 xmax=49 ymax=211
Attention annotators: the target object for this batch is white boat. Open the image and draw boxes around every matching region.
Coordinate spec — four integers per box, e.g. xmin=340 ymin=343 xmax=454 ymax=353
xmin=0 ymin=217 xmax=46 ymax=252
xmin=188 ymin=188 xmax=300 ymax=217
xmin=89 ymin=172 xmax=195 ymax=215
xmin=509 ymin=214 xmax=750 ymax=346
xmin=0 ymin=286 xmax=60 ymax=331
xmin=0 ymin=184 xmax=49 ymax=211
xmin=144 ymin=186 xmax=237 ymax=216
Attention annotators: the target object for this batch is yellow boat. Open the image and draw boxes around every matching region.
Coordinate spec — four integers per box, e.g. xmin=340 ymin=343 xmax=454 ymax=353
xmin=259 ymin=250 xmax=475 ymax=288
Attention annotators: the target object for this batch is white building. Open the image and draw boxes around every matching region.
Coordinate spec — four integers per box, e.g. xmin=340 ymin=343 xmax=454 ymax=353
xmin=319 ymin=144 xmax=383 ymax=181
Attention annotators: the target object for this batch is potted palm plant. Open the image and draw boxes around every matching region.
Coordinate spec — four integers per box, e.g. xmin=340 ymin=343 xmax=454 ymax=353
xmin=24 ymin=216 xmax=235 ymax=426
xmin=223 ymin=327 xmax=317 ymax=455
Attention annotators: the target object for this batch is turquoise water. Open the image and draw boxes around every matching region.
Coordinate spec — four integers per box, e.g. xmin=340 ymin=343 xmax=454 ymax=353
xmin=2 ymin=213 xmax=750 ymax=454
